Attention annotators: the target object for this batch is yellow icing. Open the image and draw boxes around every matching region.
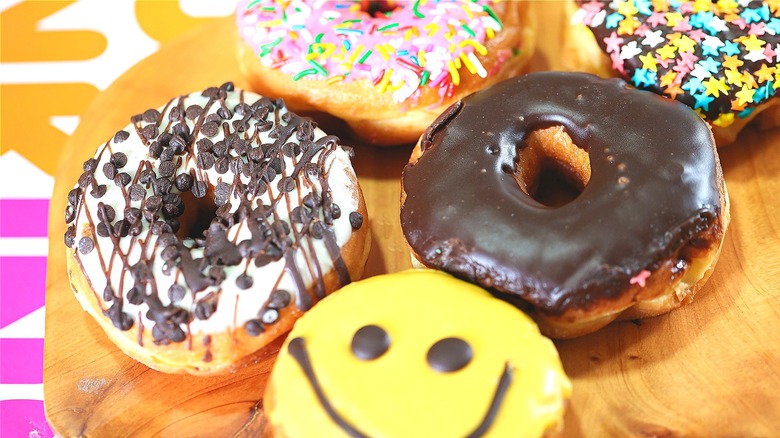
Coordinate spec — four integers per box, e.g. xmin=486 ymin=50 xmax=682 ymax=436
xmin=267 ymin=269 xmax=572 ymax=437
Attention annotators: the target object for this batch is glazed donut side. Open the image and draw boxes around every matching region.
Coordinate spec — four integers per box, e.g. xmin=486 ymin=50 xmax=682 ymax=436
xmin=64 ymin=84 xmax=370 ymax=375
xmin=236 ymin=1 xmax=534 ymax=145
xmin=562 ymin=1 xmax=780 ymax=146
xmin=400 ymin=72 xmax=729 ymax=339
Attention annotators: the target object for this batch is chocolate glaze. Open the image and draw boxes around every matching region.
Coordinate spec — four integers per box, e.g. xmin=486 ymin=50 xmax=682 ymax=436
xmin=401 ymin=72 xmax=723 ymax=316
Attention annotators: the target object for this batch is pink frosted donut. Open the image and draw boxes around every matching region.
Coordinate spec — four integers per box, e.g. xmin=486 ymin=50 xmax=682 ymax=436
xmin=236 ymin=0 xmax=534 ymax=145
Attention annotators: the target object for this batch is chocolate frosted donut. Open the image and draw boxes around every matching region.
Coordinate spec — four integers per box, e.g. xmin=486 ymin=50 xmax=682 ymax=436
xmin=400 ymin=72 xmax=729 ymax=338
xmin=64 ymin=83 xmax=370 ymax=374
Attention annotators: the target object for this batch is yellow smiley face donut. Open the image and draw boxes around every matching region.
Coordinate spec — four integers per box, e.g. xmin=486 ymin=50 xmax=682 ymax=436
xmin=264 ymin=269 xmax=571 ymax=437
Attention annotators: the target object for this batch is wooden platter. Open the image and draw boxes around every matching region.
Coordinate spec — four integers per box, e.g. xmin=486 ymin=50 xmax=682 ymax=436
xmin=44 ymin=5 xmax=780 ymax=436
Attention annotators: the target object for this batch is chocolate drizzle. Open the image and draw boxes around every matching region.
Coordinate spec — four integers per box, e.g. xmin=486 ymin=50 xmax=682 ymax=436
xmin=401 ymin=72 xmax=724 ymax=315
xmin=65 ymin=82 xmax=357 ymax=343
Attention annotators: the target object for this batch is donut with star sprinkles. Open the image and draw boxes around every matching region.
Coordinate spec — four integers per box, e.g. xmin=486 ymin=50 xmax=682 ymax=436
xmin=236 ymin=0 xmax=535 ymax=145
xmin=64 ymin=83 xmax=371 ymax=375
xmin=566 ymin=0 xmax=780 ymax=144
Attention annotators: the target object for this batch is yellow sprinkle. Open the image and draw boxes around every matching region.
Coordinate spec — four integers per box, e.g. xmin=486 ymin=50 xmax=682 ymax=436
xmin=447 ymin=24 xmax=457 ymax=40
xmin=459 ymin=40 xmax=488 ymax=55
xmin=486 ymin=27 xmax=495 ymax=39
xmin=376 ymin=44 xmax=391 ymax=61
xmin=257 ymin=19 xmax=282 ymax=28
xmin=348 ymin=44 xmax=365 ymax=63
xmin=447 ymin=61 xmax=460 ymax=86
xmin=417 ymin=49 xmax=427 ymax=67
xmin=454 ymin=56 xmax=462 ymax=69
xmin=340 ymin=63 xmax=353 ymax=71
xmin=326 ymin=76 xmax=345 ymax=85
xmin=460 ymin=52 xmax=476 ymax=74
xmin=290 ymin=31 xmax=298 ymax=41
xmin=378 ymin=69 xmax=393 ymax=94
xmin=425 ymin=23 xmax=439 ymax=36
xmin=712 ymin=113 xmax=735 ymax=128
xmin=462 ymin=4 xmax=474 ymax=19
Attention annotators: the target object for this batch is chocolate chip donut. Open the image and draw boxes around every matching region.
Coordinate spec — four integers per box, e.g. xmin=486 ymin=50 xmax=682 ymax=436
xmin=64 ymin=83 xmax=370 ymax=374
xmin=400 ymin=72 xmax=729 ymax=338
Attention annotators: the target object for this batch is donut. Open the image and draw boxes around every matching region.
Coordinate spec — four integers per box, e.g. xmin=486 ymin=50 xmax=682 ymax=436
xmin=264 ymin=269 xmax=571 ymax=437
xmin=400 ymin=72 xmax=730 ymax=339
xmin=563 ymin=0 xmax=780 ymax=145
xmin=235 ymin=0 xmax=535 ymax=145
xmin=63 ymin=82 xmax=371 ymax=375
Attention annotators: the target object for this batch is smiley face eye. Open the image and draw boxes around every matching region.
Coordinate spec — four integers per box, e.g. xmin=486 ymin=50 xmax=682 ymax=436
xmin=351 ymin=325 xmax=390 ymax=361
xmin=427 ymin=337 xmax=473 ymax=373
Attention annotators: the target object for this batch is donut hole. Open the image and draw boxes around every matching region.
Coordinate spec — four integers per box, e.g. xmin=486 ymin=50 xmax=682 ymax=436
xmin=177 ymin=189 xmax=218 ymax=240
xmin=360 ymin=0 xmax=399 ymax=17
xmin=514 ymin=125 xmax=591 ymax=208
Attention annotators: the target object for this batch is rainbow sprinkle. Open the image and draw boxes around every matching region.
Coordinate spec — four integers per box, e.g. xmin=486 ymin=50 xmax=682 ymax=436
xmin=238 ymin=0 xmax=508 ymax=105
xmin=575 ymin=0 xmax=780 ymax=128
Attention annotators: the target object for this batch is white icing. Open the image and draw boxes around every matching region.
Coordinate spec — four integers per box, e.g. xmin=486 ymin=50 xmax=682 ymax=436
xmin=68 ymin=86 xmax=360 ymax=340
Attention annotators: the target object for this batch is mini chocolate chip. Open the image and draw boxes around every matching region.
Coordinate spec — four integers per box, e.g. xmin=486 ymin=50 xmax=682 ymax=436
xmin=149 ymin=141 xmax=163 ymax=158
xmin=97 ymin=204 xmax=116 ymax=223
xmin=264 ymin=167 xmax=277 ymax=183
xmin=64 ymin=226 xmax=76 ymax=247
xmin=205 ymin=113 xmax=221 ymax=124
xmin=111 ymin=152 xmax=128 ymax=168
xmin=129 ymin=184 xmax=146 ymax=202
xmin=124 ymin=207 xmax=142 ymax=225
xmin=131 ymin=114 xmax=143 ymax=124
xmin=102 ymin=162 xmax=117 ymax=180
xmin=217 ymin=107 xmax=231 ymax=120
xmin=78 ymin=171 xmax=92 ymax=188
xmin=201 ymin=121 xmax=219 ymax=137
xmin=214 ymin=156 xmax=229 ymax=174
xmin=145 ymin=195 xmax=162 ymax=212
xmin=208 ymin=266 xmax=226 ymax=284
xmin=78 ymin=236 xmax=94 ymax=254
xmin=90 ymin=184 xmax=107 ymax=198
xmin=67 ymin=187 xmax=82 ymax=206
xmin=113 ymin=130 xmax=130 ymax=143
xmin=309 ymin=221 xmax=324 ymax=239
xmin=261 ymin=308 xmax=279 ymax=325
xmin=127 ymin=285 xmax=144 ymax=305
xmin=168 ymin=284 xmax=186 ymax=303
xmin=349 ymin=212 xmax=363 ymax=229
xmin=160 ymin=245 xmax=180 ymax=261
xmin=233 ymin=139 xmax=248 ymax=156
xmin=142 ymin=124 xmax=158 ymax=139
xmin=352 ymin=325 xmax=390 ymax=361
xmin=427 ymin=337 xmax=473 ymax=373
xmin=201 ymin=86 xmax=219 ymax=98
xmin=173 ymin=122 xmax=190 ymax=138
xmin=64 ymin=205 xmax=76 ymax=223
xmin=113 ymin=219 xmax=130 ymax=237
xmin=159 ymin=146 xmax=175 ymax=162
xmin=138 ymin=168 xmax=156 ymax=184
xmin=196 ymin=138 xmax=213 ymax=153
xmin=194 ymin=301 xmax=215 ymax=320
xmin=163 ymin=202 xmax=184 ymax=218
xmin=174 ymin=173 xmax=194 ymax=192
xmin=230 ymin=156 xmax=245 ymax=175
xmin=96 ymin=222 xmax=110 ymax=237
xmin=282 ymin=142 xmax=301 ymax=157
xmin=277 ymin=177 xmax=295 ymax=193
xmin=245 ymin=319 xmax=264 ymax=336
xmin=214 ymin=182 xmax=231 ymax=206
xmin=331 ymin=203 xmax=341 ymax=219
xmin=220 ymin=81 xmax=235 ymax=92
xmin=232 ymin=120 xmax=248 ymax=132
xmin=169 ymin=134 xmax=186 ymax=152
xmin=185 ymin=104 xmax=203 ymax=120
xmin=142 ymin=108 xmax=161 ymax=123
xmin=158 ymin=161 xmax=176 ymax=178
xmin=212 ymin=141 xmax=227 ymax=157
xmin=114 ymin=172 xmax=131 ymax=187
xmin=83 ymin=158 xmax=98 ymax=172
xmin=169 ymin=106 xmax=182 ymax=122
xmin=153 ymin=177 xmax=172 ymax=196
xmin=197 ymin=152 xmax=215 ymax=170
xmin=290 ymin=206 xmax=309 ymax=224
xmin=268 ymin=290 xmax=291 ymax=309
xmin=192 ymin=181 xmax=207 ymax=198
xmin=103 ymin=284 xmax=114 ymax=301
xmin=236 ymin=274 xmax=253 ymax=290
xmin=303 ymin=193 xmax=320 ymax=209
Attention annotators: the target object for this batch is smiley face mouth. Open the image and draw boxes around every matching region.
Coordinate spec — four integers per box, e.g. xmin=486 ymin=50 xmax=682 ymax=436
xmin=287 ymin=337 xmax=514 ymax=438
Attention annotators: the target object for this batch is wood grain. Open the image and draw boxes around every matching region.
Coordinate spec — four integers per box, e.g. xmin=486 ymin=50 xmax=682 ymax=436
xmin=44 ymin=4 xmax=780 ymax=436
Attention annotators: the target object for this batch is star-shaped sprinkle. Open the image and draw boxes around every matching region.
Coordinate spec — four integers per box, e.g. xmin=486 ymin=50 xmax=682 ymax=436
xmin=642 ymin=30 xmax=665 ymax=47
xmin=755 ymin=63 xmax=777 ymax=82
xmin=703 ymin=76 xmax=730 ymax=97
xmin=604 ymin=32 xmax=625 ymax=53
xmin=694 ymin=92 xmax=716 ymax=110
